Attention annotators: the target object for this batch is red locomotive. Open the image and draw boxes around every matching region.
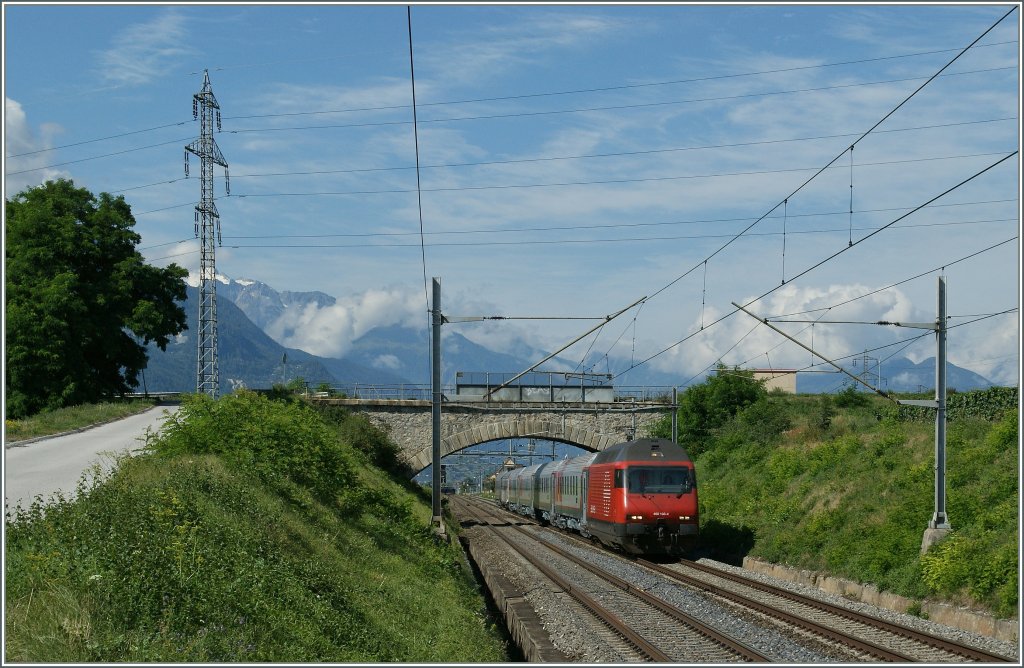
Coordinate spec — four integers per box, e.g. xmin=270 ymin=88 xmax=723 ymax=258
xmin=496 ymin=438 xmax=698 ymax=555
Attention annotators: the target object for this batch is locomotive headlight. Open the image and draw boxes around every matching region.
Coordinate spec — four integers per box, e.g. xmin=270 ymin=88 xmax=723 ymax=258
xmin=629 ymin=514 xmax=644 ymax=520
xmin=679 ymin=515 xmax=692 ymax=520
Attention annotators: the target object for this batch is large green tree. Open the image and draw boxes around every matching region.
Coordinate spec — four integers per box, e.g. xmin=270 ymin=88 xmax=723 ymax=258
xmin=651 ymin=364 xmax=767 ymax=454
xmin=5 ymin=179 xmax=188 ymax=417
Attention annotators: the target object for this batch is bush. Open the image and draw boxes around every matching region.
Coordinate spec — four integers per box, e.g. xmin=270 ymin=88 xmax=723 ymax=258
xmin=833 ymin=384 xmax=869 ymax=408
xmin=146 ymin=391 xmax=354 ymax=504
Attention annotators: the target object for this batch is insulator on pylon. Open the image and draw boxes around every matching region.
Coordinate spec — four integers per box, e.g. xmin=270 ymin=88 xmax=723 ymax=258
xmin=184 ymin=152 xmax=190 ymax=177
xmin=193 ymin=97 xmax=198 ymax=119
xmin=216 ymin=110 xmax=222 ymax=132
xmin=224 ymin=169 xmax=230 ymax=195
xmin=216 ymin=220 xmax=222 ymax=246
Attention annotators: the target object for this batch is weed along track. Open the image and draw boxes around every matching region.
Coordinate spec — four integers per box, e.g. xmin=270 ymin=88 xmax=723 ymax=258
xmin=451 ymin=495 xmax=1018 ymax=663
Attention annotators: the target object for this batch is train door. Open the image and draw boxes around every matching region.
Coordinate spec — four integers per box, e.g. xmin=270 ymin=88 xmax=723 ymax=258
xmin=581 ymin=470 xmax=589 ymax=521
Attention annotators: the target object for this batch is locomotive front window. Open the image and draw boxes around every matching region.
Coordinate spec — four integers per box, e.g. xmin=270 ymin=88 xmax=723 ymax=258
xmin=626 ymin=467 xmax=693 ymax=494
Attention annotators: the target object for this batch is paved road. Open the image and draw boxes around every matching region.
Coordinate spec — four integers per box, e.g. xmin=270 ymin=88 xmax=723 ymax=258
xmin=4 ymin=405 xmax=179 ymax=511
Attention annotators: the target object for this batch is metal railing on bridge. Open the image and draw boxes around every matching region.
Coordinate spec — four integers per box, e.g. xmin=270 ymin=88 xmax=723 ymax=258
xmin=324 ymin=374 xmax=675 ymax=404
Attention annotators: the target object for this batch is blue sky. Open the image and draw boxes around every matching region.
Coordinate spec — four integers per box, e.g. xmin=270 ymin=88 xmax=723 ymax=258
xmin=4 ymin=3 xmax=1020 ymax=387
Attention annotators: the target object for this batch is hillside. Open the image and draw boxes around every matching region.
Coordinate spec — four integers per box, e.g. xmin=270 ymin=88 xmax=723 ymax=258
xmin=4 ymin=393 xmax=509 ymax=662
xmin=674 ymin=387 xmax=1019 ymax=619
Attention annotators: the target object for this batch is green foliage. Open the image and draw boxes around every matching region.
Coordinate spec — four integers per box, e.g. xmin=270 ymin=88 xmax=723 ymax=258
xmin=5 ymin=396 xmax=507 ymax=662
xmin=736 ymin=398 xmax=792 ymax=445
xmin=833 ymin=384 xmax=869 ymax=408
xmin=693 ymin=392 xmax=1018 ymax=619
xmin=814 ymin=394 xmax=835 ymax=433
xmin=654 ymin=364 xmax=767 ymax=454
xmin=310 ymin=404 xmax=410 ymax=478
xmin=889 ymin=386 xmax=1018 ymax=422
xmin=5 ymin=179 xmax=187 ymax=418
xmin=145 ymin=391 xmax=354 ymax=505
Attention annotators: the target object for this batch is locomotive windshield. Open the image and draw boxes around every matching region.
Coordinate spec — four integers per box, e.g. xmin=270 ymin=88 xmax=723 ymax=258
xmin=626 ymin=467 xmax=693 ymax=494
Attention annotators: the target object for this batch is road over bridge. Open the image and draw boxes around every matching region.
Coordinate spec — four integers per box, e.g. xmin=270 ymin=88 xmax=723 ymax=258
xmin=312 ymin=391 xmax=674 ymax=473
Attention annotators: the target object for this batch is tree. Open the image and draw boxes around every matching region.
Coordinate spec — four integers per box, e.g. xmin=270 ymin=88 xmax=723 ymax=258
xmin=651 ymin=364 xmax=766 ymax=454
xmin=5 ymin=179 xmax=188 ymax=417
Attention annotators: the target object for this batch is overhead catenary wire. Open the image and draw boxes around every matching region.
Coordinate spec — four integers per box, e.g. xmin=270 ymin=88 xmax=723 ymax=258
xmin=614 ymin=150 xmax=1017 ymax=380
xmin=605 ymin=8 xmax=1018 ymax=379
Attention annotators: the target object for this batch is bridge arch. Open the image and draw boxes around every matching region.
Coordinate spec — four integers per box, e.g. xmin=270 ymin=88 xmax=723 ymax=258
xmin=312 ymin=397 xmax=670 ymax=475
xmin=406 ymin=417 xmax=627 ymax=472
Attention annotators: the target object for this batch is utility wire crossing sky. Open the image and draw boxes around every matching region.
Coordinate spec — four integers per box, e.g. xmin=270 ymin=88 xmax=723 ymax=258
xmin=3 ymin=3 xmax=1020 ymax=387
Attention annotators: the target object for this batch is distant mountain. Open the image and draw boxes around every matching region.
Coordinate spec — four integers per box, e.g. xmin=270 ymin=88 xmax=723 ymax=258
xmin=154 ymin=276 xmax=998 ymax=396
xmin=795 ymin=356 xmax=993 ymax=394
xmin=216 ymin=276 xmax=336 ymax=331
xmin=142 ymin=286 xmax=402 ymax=393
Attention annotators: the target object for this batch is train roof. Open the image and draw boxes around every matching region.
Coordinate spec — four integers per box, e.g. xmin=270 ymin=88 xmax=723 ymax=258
xmin=591 ymin=438 xmax=691 ymax=465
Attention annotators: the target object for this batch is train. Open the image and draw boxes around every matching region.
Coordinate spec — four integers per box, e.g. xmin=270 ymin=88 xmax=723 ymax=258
xmin=495 ymin=438 xmax=698 ymax=555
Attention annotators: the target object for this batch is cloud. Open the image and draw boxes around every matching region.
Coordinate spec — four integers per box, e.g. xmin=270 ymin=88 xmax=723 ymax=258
xmin=95 ymin=10 xmax=188 ymax=87
xmin=263 ymin=285 xmax=423 ymax=358
xmin=645 ymin=282 xmax=926 ymax=378
xmin=372 ymin=354 xmax=402 ymax=370
xmin=4 ymin=98 xmax=69 ymax=193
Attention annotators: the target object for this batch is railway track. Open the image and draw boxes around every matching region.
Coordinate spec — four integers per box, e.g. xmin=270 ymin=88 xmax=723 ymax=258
xmin=643 ymin=559 xmax=1015 ymax=663
xmin=453 ymin=495 xmax=768 ymax=662
xmin=459 ymin=495 xmax=1016 ymax=663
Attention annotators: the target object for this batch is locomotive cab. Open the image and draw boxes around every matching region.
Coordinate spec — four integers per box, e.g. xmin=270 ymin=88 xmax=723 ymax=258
xmin=585 ymin=438 xmax=699 ymax=555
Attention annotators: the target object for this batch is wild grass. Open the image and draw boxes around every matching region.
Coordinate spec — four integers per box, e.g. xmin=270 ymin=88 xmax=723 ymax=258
xmin=695 ymin=398 xmax=1018 ymax=619
xmin=4 ymin=400 xmax=157 ymax=442
xmin=4 ymin=391 xmax=508 ymax=662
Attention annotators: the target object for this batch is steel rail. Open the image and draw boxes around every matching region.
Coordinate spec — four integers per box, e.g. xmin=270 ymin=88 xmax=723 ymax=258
xmin=455 ymin=497 xmax=672 ymax=662
xmin=671 ymin=559 xmax=1016 ymax=663
xmin=524 ymin=530 xmax=771 ymax=662
xmin=637 ymin=558 xmax=921 ymax=662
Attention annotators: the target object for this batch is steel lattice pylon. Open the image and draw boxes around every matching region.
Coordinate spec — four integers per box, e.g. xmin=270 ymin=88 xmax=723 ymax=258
xmin=185 ymin=70 xmax=229 ymax=397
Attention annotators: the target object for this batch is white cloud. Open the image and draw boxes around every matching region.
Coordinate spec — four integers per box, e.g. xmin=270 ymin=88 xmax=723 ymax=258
xmin=4 ymin=98 xmax=69 ymax=194
xmin=95 ymin=10 xmax=188 ymax=87
xmin=372 ymin=354 xmax=402 ymax=370
xmin=263 ymin=284 xmax=423 ymax=358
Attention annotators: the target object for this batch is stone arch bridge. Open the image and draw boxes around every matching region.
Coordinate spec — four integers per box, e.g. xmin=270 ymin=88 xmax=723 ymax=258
xmin=312 ymin=398 xmax=672 ymax=473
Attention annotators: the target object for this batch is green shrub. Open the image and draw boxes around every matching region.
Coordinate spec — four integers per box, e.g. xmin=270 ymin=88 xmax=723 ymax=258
xmin=146 ymin=391 xmax=353 ymax=504
xmin=833 ymin=384 xmax=869 ymax=408
xmin=5 ymin=402 xmax=507 ymax=662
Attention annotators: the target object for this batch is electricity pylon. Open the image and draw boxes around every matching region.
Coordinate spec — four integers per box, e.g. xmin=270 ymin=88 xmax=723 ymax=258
xmin=185 ymin=69 xmax=229 ymax=397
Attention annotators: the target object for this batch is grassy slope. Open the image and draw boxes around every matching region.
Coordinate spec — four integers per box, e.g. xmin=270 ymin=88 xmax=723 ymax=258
xmin=695 ymin=394 xmax=1018 ymax=619
xmin=4 ymin=400 xmax=157 ymax=442
xmin=4 ymin=393 xmax=508 ymax=662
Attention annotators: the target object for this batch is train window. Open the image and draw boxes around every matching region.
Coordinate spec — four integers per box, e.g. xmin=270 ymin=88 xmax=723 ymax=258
xmin=626 ymin=467 xmax=693 ymax=494
xmin=614 ymin=469 xmax=624 ymax=488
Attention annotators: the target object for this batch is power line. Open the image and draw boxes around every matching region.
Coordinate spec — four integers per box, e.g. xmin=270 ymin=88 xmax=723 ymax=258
xmin=219 ymin=40 xmax=1017 ymax=121
xmin=12 ymin=38 xmax=1013 ymax=159
xmin=219 ymin=217 xmax=1016 ymax=250
xmin=223 ymin=150 xmax=1014 ymax=200
xmin=217 ymin=199 xmax=1016 ymax=240
xmin=107 ymin=116 xmax=1015 ymax=195
xmin=5 ymin=137 xmax=193 ymax=176
xmin=222 ymin=66 xmax=1015 ymax=135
